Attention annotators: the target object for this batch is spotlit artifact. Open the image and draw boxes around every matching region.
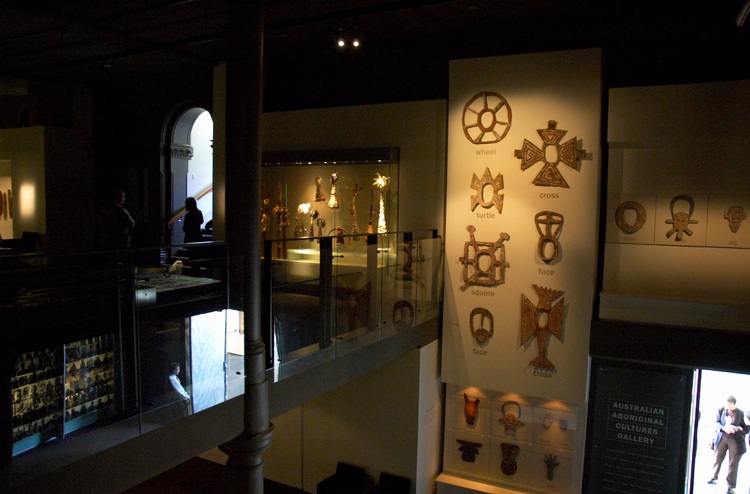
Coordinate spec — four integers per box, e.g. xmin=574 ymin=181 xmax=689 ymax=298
xmin=459 ymin=225 xmax=510 ymax=291
xmin=327 ymin=172 xmax=339 ymax=209
xmin=463 ymin=393 xmax=480 ymax=425
xmin=314 ymin=176 xmax=326 ymax=202
xmin=469 ymin=308 xmax=494 ymax=347
xmin=350 ymin=184 xmax=361 ymax=239
xmin=724 ymin=205 xmax=746 ymax=233
xmin=470 ymin=167 xmax=504 ymax=214
xmin=499 ymin=401 xmax=525 ymax=434
xmin=535 ymin=211 xmax=563 ymax=263
xmin=515 ymin=120 xmax=587 ymax=188
xmin=665 ymin=195 xmax=697 ymax=241
xmin=500 ymin=443 xmax=520 ymax=476
xmin=462 ymin=91 xmax=512 ymax=145
xmin=457 ymin=439 xmax=483 ymax=462
xmin=544 ymin=454 xmax=560 ymax=480
xmin=520 ymin=284 xmax=565 ymax=370
xmin=615 ymin=200 xmax=647 ymax=234
xmin=373 ymin=173 xmax=389 ymax=233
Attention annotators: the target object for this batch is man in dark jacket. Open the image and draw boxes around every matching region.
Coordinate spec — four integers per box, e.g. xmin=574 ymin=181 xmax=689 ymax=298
xmin=709 ymin=396 xmax=749 ymax=493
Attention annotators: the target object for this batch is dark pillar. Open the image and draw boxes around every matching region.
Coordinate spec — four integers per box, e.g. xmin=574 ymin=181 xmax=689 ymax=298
xmin=219 ymin=1 xmax=273 ymax=492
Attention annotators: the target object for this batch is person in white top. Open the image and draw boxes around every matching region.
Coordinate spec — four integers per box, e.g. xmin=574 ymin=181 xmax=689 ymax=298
xmin=169 ymin=363 xmax=190 ymax=400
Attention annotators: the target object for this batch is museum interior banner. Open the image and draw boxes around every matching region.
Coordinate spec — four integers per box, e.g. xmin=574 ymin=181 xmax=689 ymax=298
xmin=439 ymin=49 xmax=602 ymax=493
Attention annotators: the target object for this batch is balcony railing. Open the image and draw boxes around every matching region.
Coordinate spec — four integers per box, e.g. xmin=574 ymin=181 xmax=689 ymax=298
xmin=263 ymin=230 xmax=443 ymax=381
xmin=0 ymin=231 xmax=443 ymax=489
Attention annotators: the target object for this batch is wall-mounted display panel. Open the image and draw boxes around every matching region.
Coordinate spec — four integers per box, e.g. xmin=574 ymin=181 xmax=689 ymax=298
xmin=602 ymin=82 xmax=750 ymax=316
xmin=443 ymin=384 xmax=577 ymax=493
xmin=441 ymin=48 xmax=601 ymax=494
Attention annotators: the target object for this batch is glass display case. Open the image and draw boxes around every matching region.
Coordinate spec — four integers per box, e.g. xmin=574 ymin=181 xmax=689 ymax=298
xmin=264 ymin=229 xmax=443 ymax=380
xmin=261 ymin=148 xmax=400 ymax=248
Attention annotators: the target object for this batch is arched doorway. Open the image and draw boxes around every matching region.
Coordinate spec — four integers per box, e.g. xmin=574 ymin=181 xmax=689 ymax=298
xmin=162 ymin=106 xmax=214 ymax=247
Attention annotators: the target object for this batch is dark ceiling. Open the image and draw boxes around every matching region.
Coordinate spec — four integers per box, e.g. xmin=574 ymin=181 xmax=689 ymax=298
xmin=1 ymin=0 xmax=750 ymax=110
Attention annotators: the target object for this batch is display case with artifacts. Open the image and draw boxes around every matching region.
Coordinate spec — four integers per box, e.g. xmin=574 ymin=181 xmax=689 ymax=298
xmin=261 ymin=148 xmax=399 ymax=269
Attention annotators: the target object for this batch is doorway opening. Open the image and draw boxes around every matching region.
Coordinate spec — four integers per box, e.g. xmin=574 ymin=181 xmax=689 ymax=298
xmin=692 ymin=369 xmax=750 ymax=494
xmin=165 ymin=107 xmax=213 ymax=246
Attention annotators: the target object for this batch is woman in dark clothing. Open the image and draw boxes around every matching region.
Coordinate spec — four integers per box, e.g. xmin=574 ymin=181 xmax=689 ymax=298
xmin=182 ymin=197 xmax=204 ymax=243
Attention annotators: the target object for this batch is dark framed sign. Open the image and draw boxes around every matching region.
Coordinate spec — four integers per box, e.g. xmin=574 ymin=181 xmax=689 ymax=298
xmin=584 ymin=360 xmax=693 ymax=494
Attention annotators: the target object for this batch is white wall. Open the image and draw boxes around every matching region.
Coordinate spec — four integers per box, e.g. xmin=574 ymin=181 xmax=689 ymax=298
xmin=261 ymin=100 xmax=447 ymax=236
xmin=0 ymin=127 xmax=46 ymax=239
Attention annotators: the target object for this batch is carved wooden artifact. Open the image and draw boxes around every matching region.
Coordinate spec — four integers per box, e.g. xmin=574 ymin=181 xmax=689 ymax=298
xmin=470 ymin=167 xmax=504 ymax=214
xmin=615 ymin=200 xmax=647 ymax=234
xmin=459 ymin=225 xmax=510 ymax=291
xmin=515 ymin=120 xmax=586 ymax=188
xmin=520 ymin=285 xmax=565 ymax=370
xmin=462 ymin=91 xmax=512 ymax=145
xmin=535 ymin=211 xmax=563 ymax=263
xmin=665 ymin=195 xmax=697 ymax=241
xmin=463 ymin=393 xmax=479 ymax=425
xmin=470 ymin=307 xmax=493 ymax=347
xmin=724 ymin=205 xmax=746 ymax=233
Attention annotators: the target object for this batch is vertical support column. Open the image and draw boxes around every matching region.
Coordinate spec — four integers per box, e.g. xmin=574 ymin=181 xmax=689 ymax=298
xmin=319 ymin=236 xmax=333 ymax=348
xmin=219 ymin=1 xmax=273 ymax=492
xmin=367 ymin=233 xmax=379 ymax=333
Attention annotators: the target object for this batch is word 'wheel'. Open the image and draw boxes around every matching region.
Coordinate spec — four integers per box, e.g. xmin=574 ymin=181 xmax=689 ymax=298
xmin=462 ymin=92 xmax=512 ymax=145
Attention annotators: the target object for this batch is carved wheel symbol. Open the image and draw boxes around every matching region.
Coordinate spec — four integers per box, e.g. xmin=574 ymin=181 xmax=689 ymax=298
xmin=462 ymin=92 xmax=512 ymax=144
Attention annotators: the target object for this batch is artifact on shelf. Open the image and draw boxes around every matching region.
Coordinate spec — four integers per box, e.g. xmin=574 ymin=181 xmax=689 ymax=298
xmin=400 ymin=241 xmax=414 ymax=281
xmin=544 ymin=454 xmax=560 ymax=480
xmin=542 ymin=413 xmax=554 ymax=429
xmin=462 ymin=91 xmax=512 ymax=145
xmin=314 ymin=176 xmax=326 ymax=202
xmin=459 ymin=225 xmax=510 ymax=291
xmin=392 ymin=300 xmax=414 ymax=325
xmin=500 ymin=443 xmax=520 ymax=476
xmin=373 ymin=173 xmax=389 ymax=233
xmin=295 ymin=203 xmax=311 ymax=237
xmin=615 ymin=200 xmax=647 ymax=234
xmin=261 ymin=198 xmax=270 ymax=239
xmin=469 ymin=307 xmax=494 ymax=347
xmin=724 ymin=205 xmax=746 ymax=233
xmin=350 ymin=183 xmax=361 ymax=240
xmin=520 ymin=284 xmax=565 ymax=370
xmin=309 ymin=209 xmax=318 ymax=242
xmin=514 ymin=120 xmax=587 ymax=188
xmin=535 ymin=211 xmax=564 ymax=263
xmin=665 ymin=195 xmax=697 ymax=241
xmin=470 ymin=167 xmax=505 ymax=213
xmin=366 ymin=189 xmax=375 ymax=234
xmin=333 ymin=226 xmax=347 ymax=244
xmin=456 ymin=439 xmax=483 ymax=462
xmin=463 ymin=393 xmax=480 ymax=425
xmin=499 ymin=401 xmax=525 ymax=435
xmin=316 ymin=217 xmax=326 ymax=242
xmin=272 ymin=185 xmax=290 ymax=258
xmin=327 ymin=172 xmax=339 ymax=209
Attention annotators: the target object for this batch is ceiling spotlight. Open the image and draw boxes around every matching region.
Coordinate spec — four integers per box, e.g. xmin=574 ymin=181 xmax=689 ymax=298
xmin=352 ymin=39 xmax=360 ymax=48
xmin=337 ymin=38 xmax=346 ymax=47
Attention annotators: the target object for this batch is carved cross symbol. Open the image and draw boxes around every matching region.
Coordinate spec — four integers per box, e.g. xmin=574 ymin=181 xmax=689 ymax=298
xmin=515 ymin=120 xmax=587 ymax=188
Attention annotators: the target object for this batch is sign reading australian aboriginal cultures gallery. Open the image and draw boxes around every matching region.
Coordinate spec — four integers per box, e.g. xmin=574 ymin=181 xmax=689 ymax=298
xmin=607 ymin=399 xmax=668 ymax=448
xmin=586 ymin=365 xmax=688 ymax=494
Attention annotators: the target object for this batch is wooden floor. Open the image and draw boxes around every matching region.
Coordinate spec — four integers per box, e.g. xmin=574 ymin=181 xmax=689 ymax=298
xmin=124 ymin=457 xmax=309 ymax=494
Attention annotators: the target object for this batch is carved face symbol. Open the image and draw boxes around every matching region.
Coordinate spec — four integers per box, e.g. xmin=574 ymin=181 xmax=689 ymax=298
xmin=725 ymin=206 xmax=746 ymax=233
xmin=673 ymin=212 xmax=690 ymax=230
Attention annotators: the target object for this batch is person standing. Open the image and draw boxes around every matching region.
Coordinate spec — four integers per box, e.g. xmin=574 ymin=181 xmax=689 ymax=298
xmin=97 ymin=189 xmax=135 ymax=249
xmin=182 ymin=196 xmax=204 ymax=243
xmin=167 ymin=362 xmax=190 ymax=416
xmin=709 ymin=396 xmax=749 ymax=493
